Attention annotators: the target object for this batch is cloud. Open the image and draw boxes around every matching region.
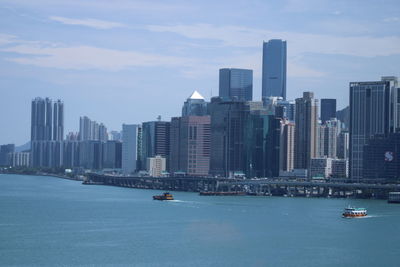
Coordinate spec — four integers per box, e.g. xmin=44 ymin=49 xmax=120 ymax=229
xmin=49 ymin=16 xmax=125 ymax=29
xmin=0 ymin=36 xmax=191 ymax=71
xmin=383 ymin=17 xmax=400 ymax=23
xmin=146 ymin=24 xmax=400 ymax=58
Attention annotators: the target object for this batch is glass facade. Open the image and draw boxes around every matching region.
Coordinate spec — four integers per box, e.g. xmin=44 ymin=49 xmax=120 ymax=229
xmin=219 ymin=68 xmax=253 ymax=101
xmin=262 ymin=39 xmax=287 ymax=100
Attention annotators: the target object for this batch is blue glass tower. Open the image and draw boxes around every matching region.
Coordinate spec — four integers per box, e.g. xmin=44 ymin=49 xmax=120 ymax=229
xmin=262 ymin=39 xmax=287 ymax=100
xmin=219 ymin=68 xmax=253 ymax=101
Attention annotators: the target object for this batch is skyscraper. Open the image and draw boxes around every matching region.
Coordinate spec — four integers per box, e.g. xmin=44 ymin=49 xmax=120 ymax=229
xmin=219 ymin=68 xmax=253 ymax=101
xmin=182 ymin=91 xmax=208 ymax=117
xmin=31 ymin=97 xmax=64 ymax=167
xmin=320 ymin=99 xmax=336 ymax=124
xmin=318 ymin=119 xmax=339 ymax=158
xmin=53 ymin=100 xmax=64 ymax=141
xmin=262 ymin=39 xmax=287 ymax=100
xmin=169 ymin=116 xmax=211 ymax=176
xmin=294 ymin=92 xmax=318 ymax=170
xmin=31 ymin=97 xmax=53 ymax=141
xmin=349 ymin=80 xmax=391 ymax=181
xmin=122 ymin=124 xmax=140 ymax=174
xmin=141 ymin=121 xmax=170 ymax=170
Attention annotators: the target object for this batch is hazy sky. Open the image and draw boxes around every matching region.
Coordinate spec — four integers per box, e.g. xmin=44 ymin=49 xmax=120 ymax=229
xmin=1 ymin=0 xmax=400 ymax=145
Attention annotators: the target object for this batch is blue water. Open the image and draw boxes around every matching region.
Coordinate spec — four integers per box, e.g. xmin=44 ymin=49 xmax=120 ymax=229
xmin=0 ymin=174 xmax=399 ymax=267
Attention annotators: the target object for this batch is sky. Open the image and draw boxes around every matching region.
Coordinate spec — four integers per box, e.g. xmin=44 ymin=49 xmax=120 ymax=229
xmin=1 ymin=0 xmax=400 ymax=145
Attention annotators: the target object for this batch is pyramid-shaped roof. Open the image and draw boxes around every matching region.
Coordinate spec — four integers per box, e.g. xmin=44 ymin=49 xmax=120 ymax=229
xmin=188 ymin=90 xmax=205 ymax=100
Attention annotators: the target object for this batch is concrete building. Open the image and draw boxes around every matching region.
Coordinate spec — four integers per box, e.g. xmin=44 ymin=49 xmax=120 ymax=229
xmin=331 ymin=159 xmax=349 ymax=178
xmin=170 ymin=116 xmax=211 ymax=176
xmin=52 ymin=100 xmax=64 ymax=141
xmin=262 ymin=39 xmax=287 ymax=100
xmin=318 ymin=119 xmax=339 ymax=158
xmin=294 ymin=92 xmax=318 ymax=170
xmin=122 ymin=124 xmax=140 ymax=174
xmin=147 ymin=155 xmax=166 ymax=177
xmin=280 ymin=120 xmax=295 ymax=172
xmin=219 ymin=68 xmax=253 ymax=101
xmin=8 ymin=152 xmax=31 ymax=167
xmin=310 ymin=158 xmax=332 ymax=179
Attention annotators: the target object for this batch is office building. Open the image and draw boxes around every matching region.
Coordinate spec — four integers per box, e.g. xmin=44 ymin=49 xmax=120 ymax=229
xmin=337 ymin=131 xmax=349 ymax=159
xmin=147 ymin=155 xmax=166 ymax=177
xmin=122 ymin=124 xmax=140 ymax=174
xmin=219 ymin=68 xmax=253 ymax=101
xmin=294 ymin=92 xmax=318 ymax=170
xmin=170 ymin=116 xmax=211 ymax=176
xmin=209 ymin=97 xmax=280 ymax=178
xmin=262 ymin=39 xmax=287 ymax=100
xmin=320 ymin=99 xmax=336 ymax=124
xmin=363 ymin=133 xmax=400 ymax=181
xmin=276 ymin=99 xmax=295 ymax=121
xmin=141 ymin=121 xmax=170 ymax=170
xmin=182 ymin=91 xmax=208 ymax=117
xmin=349 ymin=80 xmax=391 ymax=181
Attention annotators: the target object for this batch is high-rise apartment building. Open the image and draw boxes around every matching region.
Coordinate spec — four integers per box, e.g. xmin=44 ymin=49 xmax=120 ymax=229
xmin=147 ymin=155 xmax=166 ymax=177
xmin=219 ymin=68 xmax=253 ymax=101
xmin=122 ymin=124 xmax=140 ymax=174
xmin=262 ymin=39 xmax=287 ymax=100
xmin=79 ymin=116 xmax=107 ymax=141
xmin=318 ymin=119 xmax=339 ymax=158
xmin=31 ymin=97 xmax=64 ymax=167
xmin=280 ymin=120 xmax=295 ymax=172
xmin=53 ymin=100 xmax=64 ymax=141
xmin=349 ymin=80 xmax=391 ymax=181
xmin=320 ymin=99 xmax=336 ymax=124
xmin=294 ymin=92 xmax=318 ymax=170
xmin=31 ymin=97 xmax=54 ymax=141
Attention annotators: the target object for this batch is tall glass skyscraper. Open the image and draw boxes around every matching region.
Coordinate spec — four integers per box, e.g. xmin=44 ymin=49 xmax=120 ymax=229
xmin=219 ymin=68 xmax=253 ymax=101
xmin=349 ymin=80 xmax=391 ymax=181
xmin=262 ymin=39 xmax=287 ymax=100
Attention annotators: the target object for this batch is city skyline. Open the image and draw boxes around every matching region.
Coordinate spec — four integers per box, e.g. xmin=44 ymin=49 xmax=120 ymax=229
xmin=1 ymin=0 xmax=400 ymax=145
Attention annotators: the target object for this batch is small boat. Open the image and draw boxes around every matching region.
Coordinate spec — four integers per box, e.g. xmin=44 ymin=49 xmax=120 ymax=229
xmin=342 ymin=206 xmax=367 ymax=218
xmin=153 ymin=192 xmax=174 ymax=201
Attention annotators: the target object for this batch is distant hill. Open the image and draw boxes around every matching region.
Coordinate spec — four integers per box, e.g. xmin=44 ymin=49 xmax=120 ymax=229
xmin=15 ymin=141 xmax=30 ymax=152
xmin=336 ymin=106 xmax=349 ymax=129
